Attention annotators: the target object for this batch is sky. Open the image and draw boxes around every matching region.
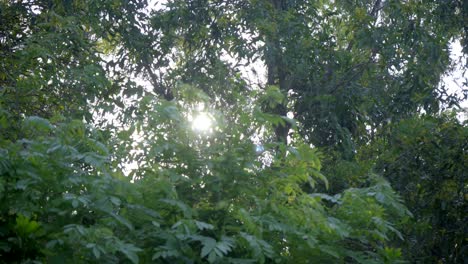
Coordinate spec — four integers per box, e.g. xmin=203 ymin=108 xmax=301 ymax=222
xmin=445 ymin=40 xmax=467 ymax=108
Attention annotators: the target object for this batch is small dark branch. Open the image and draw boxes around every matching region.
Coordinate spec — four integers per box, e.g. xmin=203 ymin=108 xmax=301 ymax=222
xmin=329 ymin=62 xmax=369 ymax=94
xmin=370 ymin=0 xmax=383 ymax=18
xmin=346 ymin=0 xmax=384 ymax=51
xmin=144 ymin=64 xmax=173 ymax=100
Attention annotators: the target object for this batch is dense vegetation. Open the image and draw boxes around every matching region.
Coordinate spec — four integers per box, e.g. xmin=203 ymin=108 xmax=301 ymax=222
xmin=0 ymin=0 xmax=466 ymax=263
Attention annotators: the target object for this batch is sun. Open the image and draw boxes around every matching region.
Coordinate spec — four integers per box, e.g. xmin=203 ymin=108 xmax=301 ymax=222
xmin=192 ymin=112 xmax=212 ymax=132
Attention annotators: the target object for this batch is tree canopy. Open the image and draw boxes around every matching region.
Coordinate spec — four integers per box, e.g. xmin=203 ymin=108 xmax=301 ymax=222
xmin=0 ymin=0 xmax=466 ymax=263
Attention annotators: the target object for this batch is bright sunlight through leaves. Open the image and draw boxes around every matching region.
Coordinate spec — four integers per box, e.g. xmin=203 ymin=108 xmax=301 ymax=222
xmin=192 ymin=112 xmax=212 ymax=132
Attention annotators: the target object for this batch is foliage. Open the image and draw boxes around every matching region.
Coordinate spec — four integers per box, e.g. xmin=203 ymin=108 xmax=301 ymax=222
xmin=0 ymin=0 xmax=466 ymax=263
xmin=0 ymin=107 xmax=409 ymax=263
xmin=366 ymin=113 xmax=467 ymax=263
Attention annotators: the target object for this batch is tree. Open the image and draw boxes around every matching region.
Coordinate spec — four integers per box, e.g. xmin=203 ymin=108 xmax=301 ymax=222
xmin=138 ymin=0 xmax=467 ymax=153
xmin=369 ymin=113 xmax=467 ymax=263
xmin=0 ymin=0 xmax=465 ymax=263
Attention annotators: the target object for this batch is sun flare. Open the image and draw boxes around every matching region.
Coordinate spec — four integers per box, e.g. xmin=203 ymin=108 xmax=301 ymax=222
xmin=192 ymin=112 xmax=212 ymax=132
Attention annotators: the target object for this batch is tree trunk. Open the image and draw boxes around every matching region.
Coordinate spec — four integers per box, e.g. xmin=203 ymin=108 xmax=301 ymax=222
xmin=265 ymin=0 xmax=290 ymax=144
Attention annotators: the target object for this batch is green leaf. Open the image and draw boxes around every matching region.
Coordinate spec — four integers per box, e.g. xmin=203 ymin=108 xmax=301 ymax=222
xmin=15 ymin=214 xmax=41 ymax=237
xmin=92 ymin=246 xmax=101 ymax=259
xmin=200 ymin=237 xmax=217 ymax=258
xmin=23 ymin=116 xmax=54 ymax=134
xmin=118 ymin=242 xmax=142 ymax=264
xmin=107 ymin=212 xmax=134 ymax=231
xmin=195 ymin=220 xmax=214 ymax=231
xmin=240 ymin=232 xmax=274 ymax=263
xmin=160 ymin=199 xmax=192 ymax=218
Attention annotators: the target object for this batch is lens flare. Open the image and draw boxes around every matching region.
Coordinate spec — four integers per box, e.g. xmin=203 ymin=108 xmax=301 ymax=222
xmin=192 ymin=113 xmax=212 ymax=132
